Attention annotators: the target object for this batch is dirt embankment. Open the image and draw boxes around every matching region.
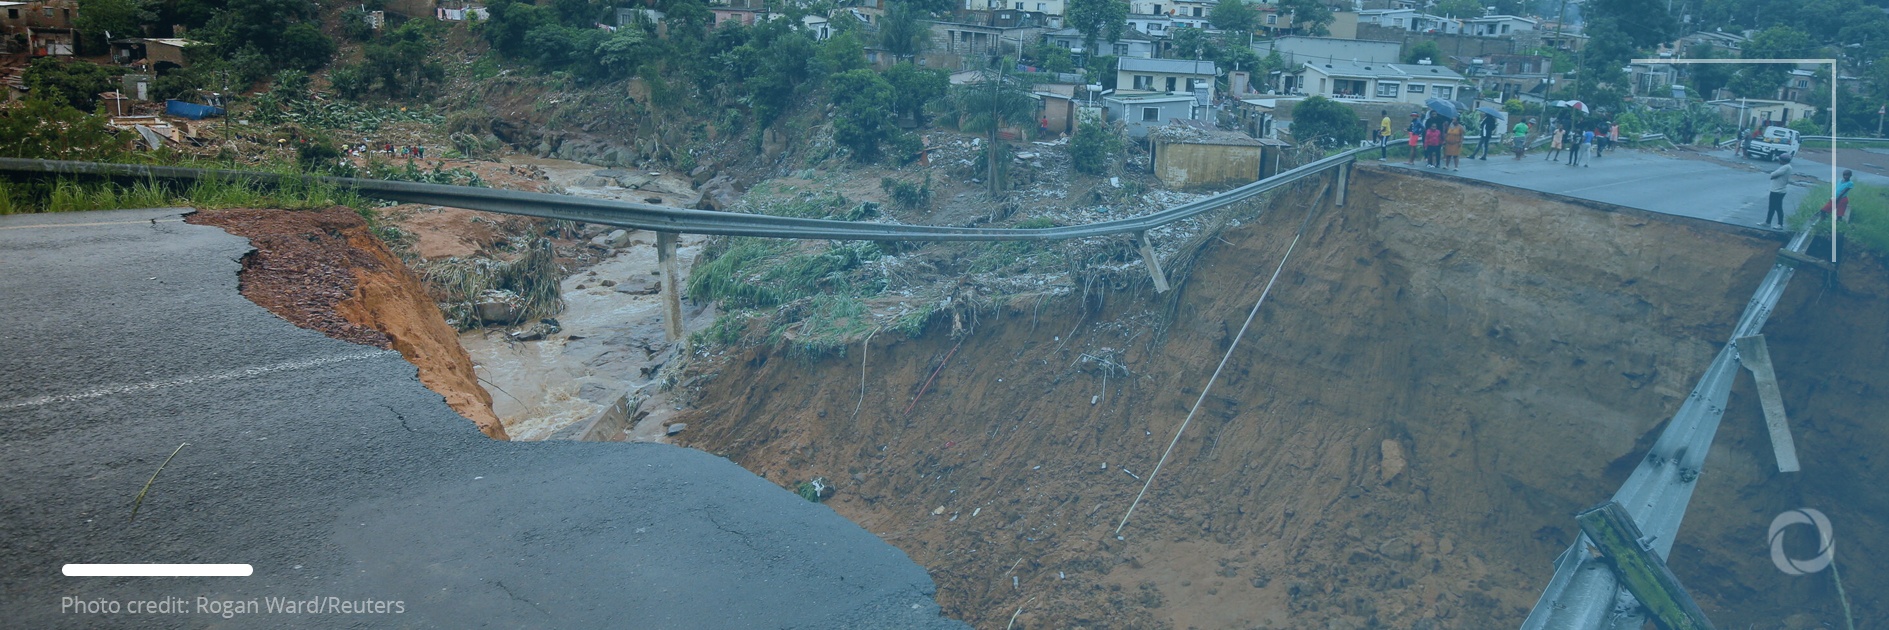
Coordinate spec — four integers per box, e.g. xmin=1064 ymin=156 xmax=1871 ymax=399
xmin=669 ymin=167 xmax=1880 ymax=628
xmin=189 ymin=208 xmax=509 ymax=440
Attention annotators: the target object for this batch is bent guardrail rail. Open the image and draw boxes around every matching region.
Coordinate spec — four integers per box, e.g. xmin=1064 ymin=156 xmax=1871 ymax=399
xmin=1521 ymin=228 xmax=1815 ymax=630
xmin=0 ymin=150 xmax=1365 ymax=243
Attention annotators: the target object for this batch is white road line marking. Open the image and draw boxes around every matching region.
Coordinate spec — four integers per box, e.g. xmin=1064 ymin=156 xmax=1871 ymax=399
xmin=0 ymin=350 xmax=395 ymax=410
xmin=64 ymin=564 xmax=253 ymax=577
xmin=0 ymin=218 xmax=187 ymax=230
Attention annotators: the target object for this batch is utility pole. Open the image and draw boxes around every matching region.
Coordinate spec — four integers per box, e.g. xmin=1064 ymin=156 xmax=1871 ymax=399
xmin=1878 ymin=104 xmax=1884 ymax=138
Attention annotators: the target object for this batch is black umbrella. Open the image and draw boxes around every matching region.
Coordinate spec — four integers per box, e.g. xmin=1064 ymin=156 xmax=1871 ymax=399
xmin=1425 ymin=97 xmax=1458 ymax=119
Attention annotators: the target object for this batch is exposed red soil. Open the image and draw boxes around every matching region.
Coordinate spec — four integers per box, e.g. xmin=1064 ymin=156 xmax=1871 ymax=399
xmin=188 ymin=207 xmax=509 ymax=440
xmin=672 ymin=168 xmax=1883 ymax=628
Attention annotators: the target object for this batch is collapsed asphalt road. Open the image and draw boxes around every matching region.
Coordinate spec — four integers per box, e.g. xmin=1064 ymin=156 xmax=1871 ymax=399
xmin=0 ymin=208 xmax=968 ymax=629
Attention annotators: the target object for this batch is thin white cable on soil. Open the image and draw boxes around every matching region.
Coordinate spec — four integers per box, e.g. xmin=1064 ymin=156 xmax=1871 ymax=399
xmin=1114 ymin=186 xmax=1326 ymax=536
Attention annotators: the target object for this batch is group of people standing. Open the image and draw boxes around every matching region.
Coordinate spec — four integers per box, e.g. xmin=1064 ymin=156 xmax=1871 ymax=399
xmin=1377 ymin=110 xmax=1469 ymax=170
xmin=1541 ymin=120 xmax=1619 ymax=167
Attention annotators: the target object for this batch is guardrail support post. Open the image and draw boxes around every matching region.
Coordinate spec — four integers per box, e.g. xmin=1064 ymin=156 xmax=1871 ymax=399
xmin=658 ymin=231 xmax=684 ymax=342
xmin=1334 ymin=163 xmax=1350 ymax=207
xmin=1135 ymin=231 xmax=1170 ymax=294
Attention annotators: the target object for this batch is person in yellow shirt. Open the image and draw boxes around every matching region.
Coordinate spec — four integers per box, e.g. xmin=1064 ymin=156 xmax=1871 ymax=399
xmin=1377 ymin=110 xmax=1392 ymax=161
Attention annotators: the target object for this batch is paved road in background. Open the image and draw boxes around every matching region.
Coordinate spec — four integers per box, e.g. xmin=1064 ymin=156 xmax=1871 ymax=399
xmin=1380 ymin=144 xmax=1833 ymax=228
xmin=0 ymin=209 xmax=967 ymax=629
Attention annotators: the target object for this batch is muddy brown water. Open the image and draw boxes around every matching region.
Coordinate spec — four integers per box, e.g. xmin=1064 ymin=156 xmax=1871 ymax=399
xmin=666 ymin=168 xmax=1886 ymax=628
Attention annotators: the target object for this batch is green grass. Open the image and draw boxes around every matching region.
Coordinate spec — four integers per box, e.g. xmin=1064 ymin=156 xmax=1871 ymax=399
xmin=0 ymin=174 xmax=372 ymax=216
xmin=1792 ymin=181 xmax=1889 ymax=256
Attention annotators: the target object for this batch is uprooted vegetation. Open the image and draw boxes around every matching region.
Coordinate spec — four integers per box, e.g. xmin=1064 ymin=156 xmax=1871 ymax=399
xmin=680 ymin=148 xmax=1334 ymax=362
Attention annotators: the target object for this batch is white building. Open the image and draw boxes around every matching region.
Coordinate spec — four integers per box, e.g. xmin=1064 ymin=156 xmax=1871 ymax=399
xmin=1127 ymin=13 xmax=1174 ymax=38
xmin=1356 ymin=8 xmax=1417 ymax=29
xmin=1118 ymin=58 xmax=1218 ymax=100
xmin=1043 ymin=26 xmax=1157 ymax=58
xmin=1290 ymin=59 xmax=1471 ymax=104
xmin=1104 ymin=92 xmax=1199 ymax=138
xmin=1463 ymin=15 xmax=1535 ymax=37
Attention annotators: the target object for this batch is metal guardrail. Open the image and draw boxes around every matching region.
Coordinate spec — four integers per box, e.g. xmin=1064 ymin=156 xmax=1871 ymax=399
xmin=0 ymin=150 xmax=1367 ymax=243
xmin=1521 ymin=228 xmax=1815 ymax=630
xmin=1800 ymin=135 xmax=1889 ymax=144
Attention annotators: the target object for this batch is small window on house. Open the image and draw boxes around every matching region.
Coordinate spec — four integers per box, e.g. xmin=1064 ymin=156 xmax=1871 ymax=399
xmin=1016 ymin=2 xmax=1023 ymax=9
xmin=1114 ymin=43 xmax=1128 ymax=55
xmin=1266 ymin=14 xmax=1276 ymax=24
xmin=1142 ymin=107 xmax=1160 ymax=121
xmin=7 ymin=8 xmax=18 ymax=18
xmin=44 ymin=7 xmax=54 ymax=16
xmin=1193 ymin=7 xmax=1202 ymax=16
xmin=1057 ymin=40 xmax=1070 ymax=48
xmin=1500 ymin=24 xmax=1509 ymax=33
xmin=1153 ymin=4 xmax=1162 ymax=13
xmin=1433 ymin=86 xmax=1452 ymax=99
xmin=1037 ymin=2 xmax=1045 ymax=9
xmin=1376 ymin=82 xmax=1400 ymax=97
xmin=1393 ymin=18 xmax=1403 ymax=27
xmin=1134 ymin=75 xmax=1154 ymax=90
xmin=1407 ymin=83 xmax=1425 ymax=93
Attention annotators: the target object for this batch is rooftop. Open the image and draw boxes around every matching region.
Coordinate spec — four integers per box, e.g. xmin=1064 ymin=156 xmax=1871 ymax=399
xmin=1104 ymin=91 xmax=1199 ymax=103
xmin=1119 ymin=58 xmax=1216 ymax=75
xmin=1299 ymin=60 xmax=1467 ymax=81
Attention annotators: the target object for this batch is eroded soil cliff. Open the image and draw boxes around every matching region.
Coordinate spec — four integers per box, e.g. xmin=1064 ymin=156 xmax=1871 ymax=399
xmin=189 ymin=207 xmax=509 ymax=440
xmin=671 ymin=168 xmax=1881 ymax=628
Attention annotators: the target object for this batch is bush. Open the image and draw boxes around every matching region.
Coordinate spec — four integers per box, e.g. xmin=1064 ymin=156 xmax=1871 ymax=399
xmin=1069 ymin=119 xmax=1121 ymax=175
xmin=1289 ymin=96 xmax=1363 ymax=148
xmin=881 ymin=175 xmax=933 ymax=209
xmin=22 ymin=58 xmax=121 ymax=112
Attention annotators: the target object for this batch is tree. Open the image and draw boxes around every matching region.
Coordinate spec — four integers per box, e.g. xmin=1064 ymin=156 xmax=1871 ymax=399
xmin=830 ymin=69 xmax=899 ymax=161
xmin=1434 ymin=0 xmax=1485 ymax=18
xmin=1730 ymin=27 xmax=1815 ymax=98
xmin=1066 ymin=0 xmax=1127 ymax=55
xmin=355 ymin=20 xmax=446 ymax=98
xmin=879 ymin=1 xmax=929 ymax=61
xmin=1290 ymin=96 xmax=1362 ymax=147
xmin=205 ymin=0 xmax=333 ymax=72
xmin=22 ymin=58 xmax=121 ymax=112
xmin=1685 ymin=44 xmax=1736 ymax=99
xmin=954 ymin=70 xmax=1038 ymax=194
xmin=1068 ymin=118 xmax=1121 ymax=175
xmin=885 ymin=62 xmax=949 ymax=126
xmin=1582 ymin=0 xmax=1679 ymax=50
xmin=1209 ymin=0 xmax=1258 ymax=34
xmin=75 ymin=0 xmax=154 ymax=45
xmin=1403 ymin=41 xmax=1442 ymax=65
xmin=1279 ymin=0 xmax=1333 ymax=36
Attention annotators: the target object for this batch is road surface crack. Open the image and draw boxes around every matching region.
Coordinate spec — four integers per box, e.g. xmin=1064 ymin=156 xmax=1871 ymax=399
xmin=494 ymin=580 xmax=552 ymax=617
